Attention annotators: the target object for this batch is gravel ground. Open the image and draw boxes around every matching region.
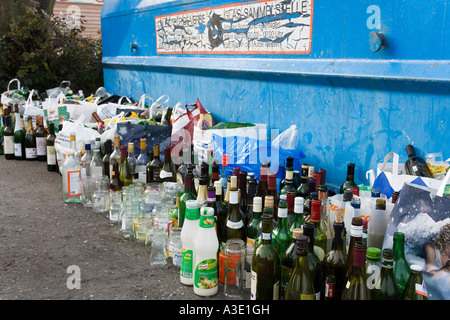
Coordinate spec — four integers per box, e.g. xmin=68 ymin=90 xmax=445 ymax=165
xmin=0 ymin=156 xmax=227 ymax=301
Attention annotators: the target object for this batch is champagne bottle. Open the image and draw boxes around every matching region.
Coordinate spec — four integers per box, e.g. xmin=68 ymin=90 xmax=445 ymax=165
xmin=251 ymin=213 xmax=280 ymax=300
xmin=284 ymin=235 xmax=316 ymax=300
xmin=341 ymin=242 xmax=371 ymax=300
xmin=102 ymin=139 xmax=112 ymax=179
xmin=13 ymin=113 xmax=25 ymax=160
xmin=404 ymin=144 xmax=433 ymax=178
xmin=46 ymin=122 xmax=57 ymax=171
xmin=280 ymin=228 xmax=303 ymax=300
xmin=296 ymin=163 xmax=309 ymax=198
xmin=62 ymin=132 xmax=84 ymax=204
xmin=224 ymin=175 xmax=245 ymax=242
xmin=401 ymin=264 xmax=428 ymax=300
xmin=147 ymin=143 xmax=162 ymax=183
xmin=340 ymin=163 xmax=357 ymax=194
xmin=302 ymin=222 xmax=322 ymax=300
xmin=321 ymin=222 xmax=347 ymax=300
xmin=289 ymin=197 xmax=304 ymax=233
xmin=3 ymin=115 xmax=14 ymax=160
xmin=24 ymin=117 xmax=37 ymax=161
xmin=272 ymin=196 xmax=292 ymax=264
xmin=160 ymin=146 xmax=176 ymax=182
xmin=393 ymin=232 xmax=411 ymax=296
xmin=375 ymin=249 xmax=400 ymax=300
xmin=119 ymin=145 xmax=133 ymax=187
xmin=35 ymin=116 xmax=47 ymax=162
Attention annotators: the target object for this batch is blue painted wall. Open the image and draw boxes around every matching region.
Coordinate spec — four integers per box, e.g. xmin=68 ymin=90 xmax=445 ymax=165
xmin=101 ymin=0 xmax=450 ymax=189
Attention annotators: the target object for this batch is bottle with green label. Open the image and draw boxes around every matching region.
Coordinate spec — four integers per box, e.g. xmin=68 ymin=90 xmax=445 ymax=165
xmin=284 ymin=235 xmax=316 ymax=300
xmin=193 ymin=207 xmax=219 ymax=297
xmin=180 ymin=200 xmax=200 ymax=286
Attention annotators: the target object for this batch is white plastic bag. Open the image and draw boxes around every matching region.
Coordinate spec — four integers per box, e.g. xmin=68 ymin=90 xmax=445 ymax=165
xmin=23 ymin=90 xmax=45 ymax=119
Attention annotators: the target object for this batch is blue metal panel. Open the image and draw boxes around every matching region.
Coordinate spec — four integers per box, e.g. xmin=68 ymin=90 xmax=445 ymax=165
xmin=101 ymin=0 xmax=450 ymax=189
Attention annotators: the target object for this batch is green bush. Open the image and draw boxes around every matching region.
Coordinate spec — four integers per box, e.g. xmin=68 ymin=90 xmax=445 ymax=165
xmin=0 ymin=4 xmax=103 ymax=98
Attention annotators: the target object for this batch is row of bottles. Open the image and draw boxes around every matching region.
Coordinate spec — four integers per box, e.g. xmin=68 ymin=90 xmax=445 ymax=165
xmin=0 ymin=114 xmax=431 ymax=300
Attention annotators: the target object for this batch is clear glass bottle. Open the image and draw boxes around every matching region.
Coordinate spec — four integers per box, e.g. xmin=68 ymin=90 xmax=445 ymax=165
xmin=62 ymin=132 xmax=84 ymax=204
xmin=136 ymin=138 xmax=150 ymax=184
xmin=127 ymin=142 xmax=137 ymax=180
xmin=90 ymin=142 xmax=104 ymax=178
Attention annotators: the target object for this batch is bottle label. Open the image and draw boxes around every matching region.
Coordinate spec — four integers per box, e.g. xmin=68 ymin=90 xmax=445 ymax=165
xmin=25 ymin=147 xmax=37 ymax=159
xmin=4 ymin=136 xmax=14 ymax=154
xmin=261 ymin=232 xmax=272 ymax=240
xmin=14 ymin=143 xmax=22 ymax=157
xmin=36 ymin=137 xmax=46 ymax=156
xmin=250 ymin=270 xmax=257 ymax=300
xmin=325 ymin=281 xmax=335 ymax=299
xmin=67 ymin=170 xmax=82 ymax=197
xmin=194 ymin=258 xmax=218 ymax=289
xmin=415 ymin=282 xmax=428 ymax=297
xmin=273 ymin=281 xmax=280 ymax=300
xmin=366 ymin=264 xmax=381 ymax=290
xmin=278 ymin=207 xmax=288 ymax=218
xmin=47 ymin=146 xmax=56 ymax=165
xmin=310 ymin=207 xmax=321 ymax=223
xmin=160 ymin=170 xmax=173 ymax=179
xmin=181 ymin=248 xmax=193 ymax=279
xmin=136 ymin=165 xmax=147 ymax=183
xmin=199 ymin=215 xmax=215 ymax=228
xmin=285 ymin=170 xmax=293 ymax=180
xmin=229 ymin=190 xmax=238 ymax=204
xmin=300 ymin=293 xmax=315 ymax=300
xmin=226 ymin=219 xmax=244 ymax=229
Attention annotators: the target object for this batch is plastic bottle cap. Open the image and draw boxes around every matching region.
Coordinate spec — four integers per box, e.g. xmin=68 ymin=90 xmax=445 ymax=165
xmin=410 ymin=264 xmax=423 ymax=272
xmin=186 ymin=199 xmax=199 ymax=209
xmin=366 ymin=247 xmax=381 ymax=260
xmin=343 ymin=189 xmax=353 ymax=201
xmin=253 ymin=197 xmax=262 ymax=211
xmin=280 ymin=194 xmax=287 ymax=200
xmin=296 ymin=235 xmax=309 ymax=250
xmin=85 ymin=143 xmax=91 ymax=150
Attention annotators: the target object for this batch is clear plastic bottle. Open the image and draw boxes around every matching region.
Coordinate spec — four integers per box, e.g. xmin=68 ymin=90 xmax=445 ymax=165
xmin=193 ymin=207 xmax=219 ymax=296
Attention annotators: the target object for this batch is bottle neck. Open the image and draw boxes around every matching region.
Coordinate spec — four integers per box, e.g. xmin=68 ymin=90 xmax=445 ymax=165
xmin=393 ymin=237 xmax=407 ymax=260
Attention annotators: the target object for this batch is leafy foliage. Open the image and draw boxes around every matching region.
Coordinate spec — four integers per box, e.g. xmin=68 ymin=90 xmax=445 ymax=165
xmin=0 ymin=4 xmax=103 ymax=98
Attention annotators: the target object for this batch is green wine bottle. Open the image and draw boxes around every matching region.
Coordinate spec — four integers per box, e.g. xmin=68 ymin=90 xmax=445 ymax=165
xmin=393 ymin=232 xmax=411 ymax=296
xmin=296 ymin=163 xmax=309 ymax=198
xmin=341 ymin=241 xmax=371 ymax=300
xmin=321 ymin=221 xmax=347 ymax=300
xmin=340 ymin=163 xmax=357 ymax=194
xmin=272 ymin=195 xmax=292 ymax=264
xmin=178 ymin=173 xmax=197 ymax=228
xmin=224 ymin=175 xmax=245 ymax=242
xmin=375 ymin=249 xmax=400 ymax=300
xmin=284 ymin=235 xmax=316 ymax=300
xmin=280 ymin=228 xmax=303 ymax=300
xmin=310 ymin=199 xmax=327 ymax=261
xmin=160 ymin=146 xmax=176 ymax=182
xmin=401 ymin=264 xmax=428 ymax=300
xmin=3 ymin=115 xmax=15 ymax=160
xmin=251 ymin=213 xmax=280 ymax=300
xmin=119 ymin=145 xmax=133 ymax=187
xmin=302 ymin=222 xmax=322 ymax=300
xmin=13 ymin=113 xmax=25 ymax=160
